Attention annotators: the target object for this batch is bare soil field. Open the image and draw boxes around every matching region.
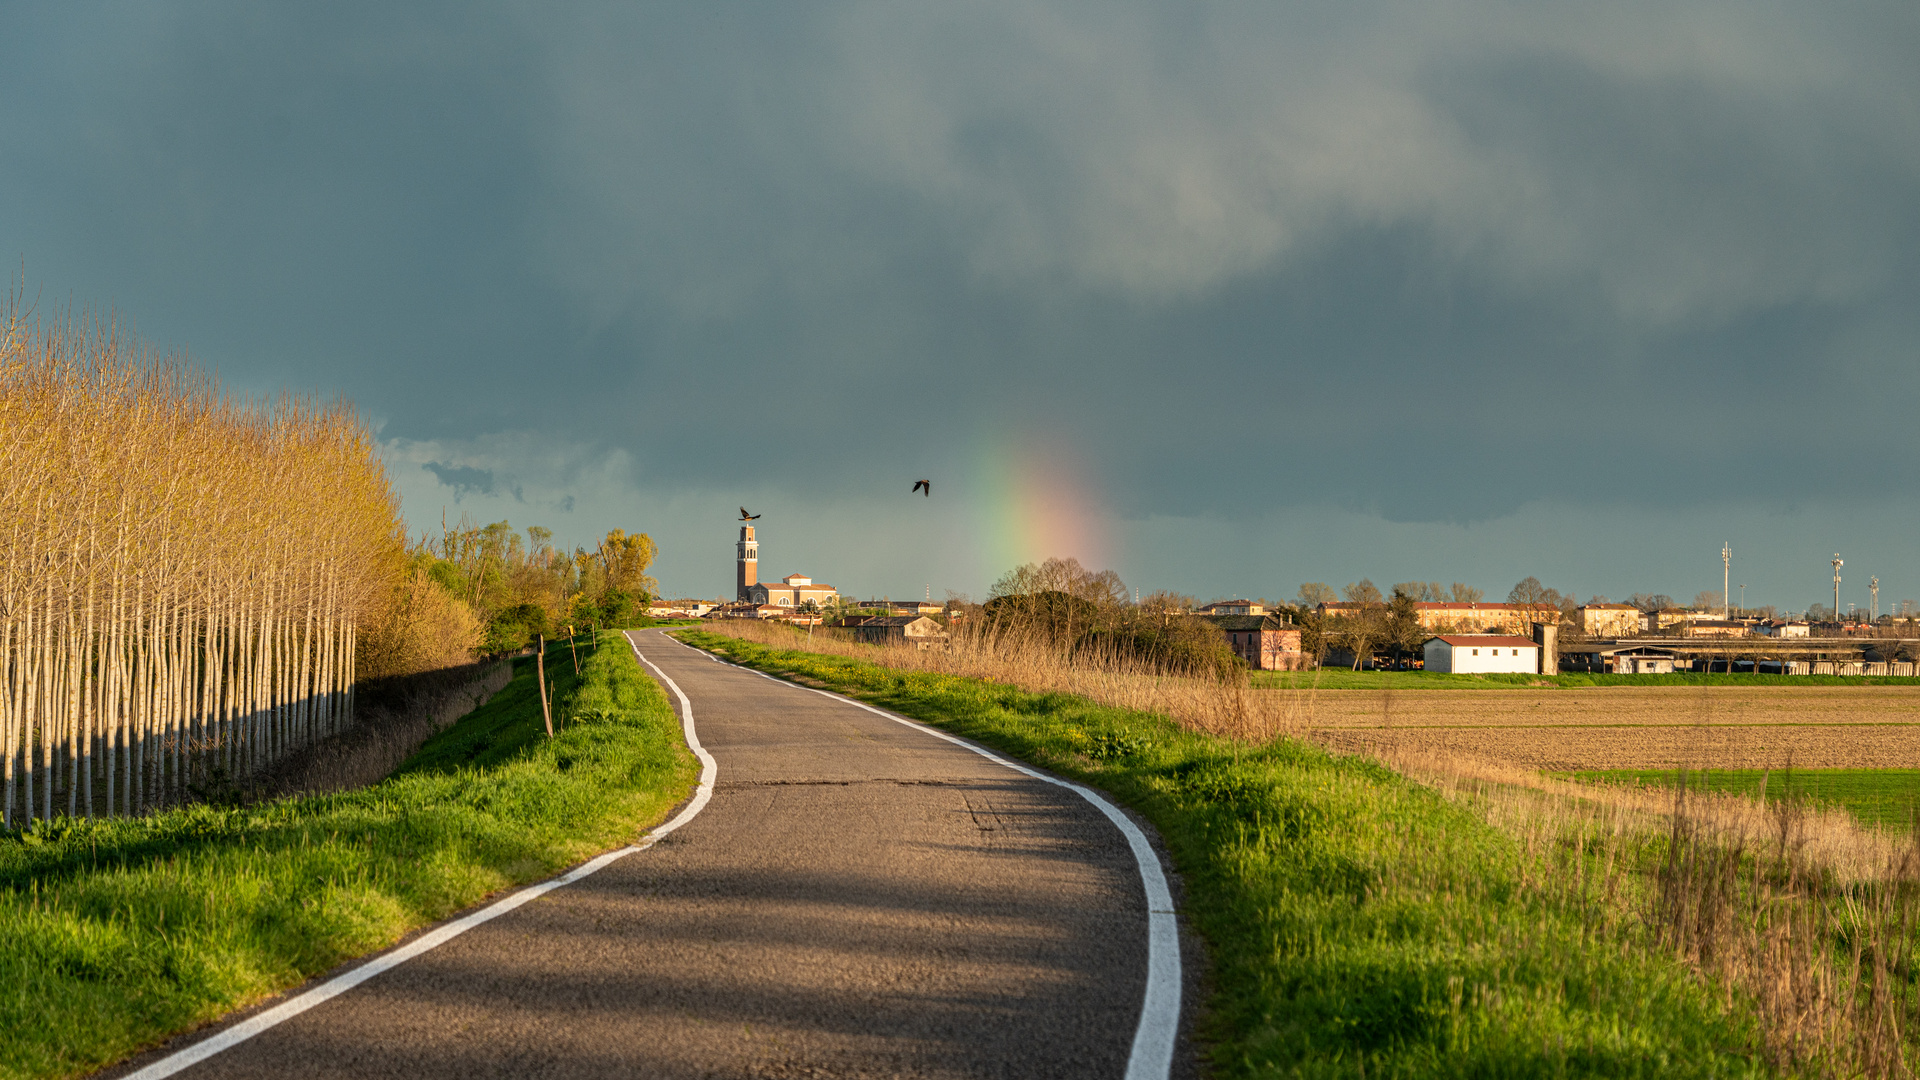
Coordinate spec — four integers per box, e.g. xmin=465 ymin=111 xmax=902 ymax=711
xmin=1282 ymin=685 xmax=1920 ymax=770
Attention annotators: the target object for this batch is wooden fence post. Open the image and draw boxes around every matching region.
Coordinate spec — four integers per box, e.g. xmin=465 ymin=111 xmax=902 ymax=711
xmin=536 ymin=634 xmax=553 ymax=738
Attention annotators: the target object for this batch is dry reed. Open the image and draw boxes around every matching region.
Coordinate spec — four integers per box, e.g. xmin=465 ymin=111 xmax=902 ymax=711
xmin=0 ymin=290 xmax=403 ymax=826
xmin=702 ymin=615 xmax=1312 ymax=740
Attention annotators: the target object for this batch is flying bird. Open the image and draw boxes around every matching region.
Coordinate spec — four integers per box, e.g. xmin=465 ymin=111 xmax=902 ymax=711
xmin=739 ymin=507 xmax=760 ymax=520
xmin=912 ymin=480 xmax=931 ymax=497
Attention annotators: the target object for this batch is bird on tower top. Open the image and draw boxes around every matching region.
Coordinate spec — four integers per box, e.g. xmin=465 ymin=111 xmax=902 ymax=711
xmin=739 ymin=507 xmax=761 ymax=520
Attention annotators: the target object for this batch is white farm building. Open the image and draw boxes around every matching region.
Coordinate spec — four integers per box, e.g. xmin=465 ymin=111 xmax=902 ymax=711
xmin=1423 ymin=635 xmax=1541 ymax=674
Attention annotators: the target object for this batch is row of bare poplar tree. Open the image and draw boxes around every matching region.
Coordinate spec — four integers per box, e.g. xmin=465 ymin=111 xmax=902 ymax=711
xmin=1 ymin=295 xmax=402 ymax=827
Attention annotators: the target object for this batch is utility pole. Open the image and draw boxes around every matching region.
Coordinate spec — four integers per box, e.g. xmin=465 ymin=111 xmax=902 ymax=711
xmin=1739 ymin=584 xmax=1746 ymax=614
xmin=1832 ymin=554 xmax=1844 ymax=625
xmin=1722 ymin=543 xmax=1731 ymax=620
xmin=1871 ymin=576 xmax=1879 ymax=622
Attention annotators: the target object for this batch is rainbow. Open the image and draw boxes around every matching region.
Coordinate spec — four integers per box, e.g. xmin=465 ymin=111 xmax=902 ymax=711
xmin=976 ymin=431 xmax=1112 ymax=576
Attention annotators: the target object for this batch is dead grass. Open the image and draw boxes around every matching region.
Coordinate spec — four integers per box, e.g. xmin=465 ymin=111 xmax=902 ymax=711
xmin=702 ymin=617 xmax=1308 ymax=741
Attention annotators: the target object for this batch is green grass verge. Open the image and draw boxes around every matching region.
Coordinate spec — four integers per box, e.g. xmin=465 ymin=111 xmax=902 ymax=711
xmin=0 ymin=631 xmax=696 ymax=1080
xmin=1563 ymin=768 xmax=1920 ymax=833
xmin=1253 ymin=668 xmax=1920 ymax=690
xmin=676 ymin=629 xmax=1771 ymax=1078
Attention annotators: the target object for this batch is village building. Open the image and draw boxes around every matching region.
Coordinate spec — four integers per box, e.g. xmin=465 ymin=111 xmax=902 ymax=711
xmin=1202 ymin=614 xmax=1305 ymax=670
xmin=734 ymin=522 xmax=839 ymax=609
xmin=648 ymin=598 xmax=726 ymax=618
xmin=1572 ymin=603 xmax=1642 ymax=638
xmin=711 ymin=602 xmax=787 ymax=619
xmin=1199 ymin=600 xmax=1265 ymax=616
xmin=746 ymin=573 xmax=840 ymax=610
xmin=1754 ymin=621 xmax=1811 ymax=638
xmin=1607 ymin=646 xmax=1678 ymax=674
xmin=1562 ymin=643 xmax=1672 ymax=673
xmin=1681 ymin=620 xmax=1749 ymax=638
xmin=846 ymin=615 xmax=949 ymax=649
xmin=1318 ymin=601 xmax=1559 ymax=634
xmin=855 ymin=599 xmax=945 ymax=615
xmin=1422 ymin=635 xmax=1541 ymax=674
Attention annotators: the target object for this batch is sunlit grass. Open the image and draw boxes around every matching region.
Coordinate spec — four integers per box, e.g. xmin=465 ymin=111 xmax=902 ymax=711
xmin=0 ymin=633 xmax=695 ymax=1080
xmin=680 ymin=629 xmax=1773 ymax=1078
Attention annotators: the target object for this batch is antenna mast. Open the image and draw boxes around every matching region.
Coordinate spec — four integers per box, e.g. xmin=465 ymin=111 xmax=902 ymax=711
xmin=1832 ymin=554 xmax=1844 ymax=624
xmin=1721 ymin=543 xmax=1731 ymax=620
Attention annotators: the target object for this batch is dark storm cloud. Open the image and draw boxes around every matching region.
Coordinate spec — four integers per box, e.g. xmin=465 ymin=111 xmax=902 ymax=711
xmin=421 ymin=461 xmax=497 ymax=501
xmin=5 ymin=1 xmax=1919 ymax=602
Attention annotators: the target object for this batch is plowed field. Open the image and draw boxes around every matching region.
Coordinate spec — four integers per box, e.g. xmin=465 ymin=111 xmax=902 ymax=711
xmin=1283 ymin=685 xmax=1920 ymax=770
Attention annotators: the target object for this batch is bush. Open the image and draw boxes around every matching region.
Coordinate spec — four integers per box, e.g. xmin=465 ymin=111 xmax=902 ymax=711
xmin=1080 ymin=620 xmax=1243 ymax=678
xmin=357 ymin=566 xmax=483 ymax=679
xmin=485 ymin=602 xmax=550 ymax=654
xmin=981 ymin=590 xmax=1101 ymax=645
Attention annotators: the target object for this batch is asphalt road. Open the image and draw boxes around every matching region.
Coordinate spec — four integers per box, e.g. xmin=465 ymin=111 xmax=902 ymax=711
xmin=110 ymin=629 xmax=1191 ymax=1080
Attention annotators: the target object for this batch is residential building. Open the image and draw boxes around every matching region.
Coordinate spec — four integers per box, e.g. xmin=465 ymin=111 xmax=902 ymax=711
xmin=1573 ymin=604 xmax=1641 ymax=638
xmin=648 ymin=599 xmax=725 ymax=618
xmin=1422 ymin=635 xmax=1541 ymax=674
xmin=1202 ymin=614 xmax=1305 ymax=670
xmin=1754 ymin=621 xmax=1811 ymax=638
xmin=847 ymin=615 xmax=949 ymax=649
xmin=1320 ymin=601 xmax=1559 ymax=634
xmin=1642 ymin=608 xmax=1693 ymax=632
xmin=1199 ymin=600 xmax=1265 ymax=616
xmin=855 ymin=599 xmax=945 ymax=616
xmin=1681 ymin=620 xmax=1749 ymax=638
xmin=714 ymin=602 xmax=788 ymax=619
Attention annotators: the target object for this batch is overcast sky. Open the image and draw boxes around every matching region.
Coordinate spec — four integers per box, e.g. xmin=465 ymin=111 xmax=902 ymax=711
xmin=6 ymin=3 xmax=1918 ymax=612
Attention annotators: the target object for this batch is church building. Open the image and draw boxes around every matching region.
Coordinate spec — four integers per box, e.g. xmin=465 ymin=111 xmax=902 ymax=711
xmin=736 ymin=522 xmax=840 ymax=610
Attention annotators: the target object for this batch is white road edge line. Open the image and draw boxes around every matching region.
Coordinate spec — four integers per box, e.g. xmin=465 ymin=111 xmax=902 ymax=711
xmin=121 ymin=633 xmax=718 ymax=1080
xmin=668 ymin=633 xmax=1181 ymax=1080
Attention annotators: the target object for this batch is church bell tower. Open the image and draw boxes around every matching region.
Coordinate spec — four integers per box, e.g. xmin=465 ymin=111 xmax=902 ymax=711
xmin=736 ymin=524 xmax=758 ymax=601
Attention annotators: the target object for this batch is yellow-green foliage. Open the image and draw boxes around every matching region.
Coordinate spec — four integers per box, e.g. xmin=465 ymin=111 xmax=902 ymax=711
xmin=0 ymin=292 xmax=404 ymax=825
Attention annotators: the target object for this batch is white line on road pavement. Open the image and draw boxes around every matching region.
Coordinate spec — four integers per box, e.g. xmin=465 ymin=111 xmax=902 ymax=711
xmin=667 ymin=633 xmax=1182 ymax=1080
xmin=120 ymin=634 xmax=717 ymax=1080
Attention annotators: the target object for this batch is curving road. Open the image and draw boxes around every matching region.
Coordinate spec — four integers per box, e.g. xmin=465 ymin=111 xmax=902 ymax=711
xmin=110 ymin=629 xmax=1190 ymax=1079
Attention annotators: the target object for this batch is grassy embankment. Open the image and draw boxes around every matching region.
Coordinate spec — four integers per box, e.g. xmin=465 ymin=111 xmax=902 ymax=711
xmin=1566 ymin=769 xmax=1920 ymax=834
xmin=0 ymin=632 xmax=695 ymax=1080
xmin=677 ymin=628 xmax=1776 ymax=1078
xmin=1254 ymin=669 xmax=1920 ymax=690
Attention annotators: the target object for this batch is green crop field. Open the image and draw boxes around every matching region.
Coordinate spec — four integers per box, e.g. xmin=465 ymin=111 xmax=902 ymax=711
xmin=1564 ymin=768 xmax=1920 ymax=832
